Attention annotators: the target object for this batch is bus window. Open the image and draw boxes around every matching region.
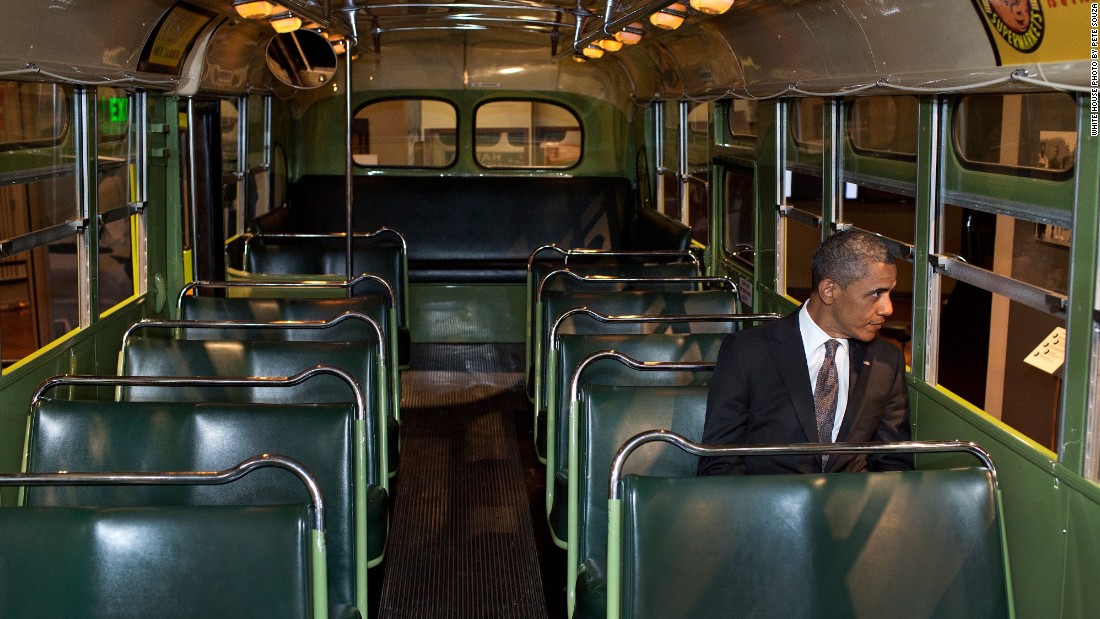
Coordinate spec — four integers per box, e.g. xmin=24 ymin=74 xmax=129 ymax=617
xmin=659 ymin=101 xmax=680 ymax=220
xmin=0 ymin=82 xmax=77 ymax=366
xmin=246 ymin=95 xmax=268 ymax=220
xmin=782 ymin=170 xmax=823 ymax=300
xmin=0 ymin=81 xmax=69 ymax=148
xmin=728 ymin=99 xmax=757 ymax=140
xmin=219 ymin=99 xmax=239 ymax=236
xmin=842 ymin=186 xmax=917 ymax=357
xmin=936 ymin=205 xmax=1069 ymax=452
xmin=686 ymin=102 xmax=709 ymax=244
xmin=791 ymin=97 xmax=824 ymax=154
xmin=722 ymin=165 xmax=754 ymax=269
xmin=96 ymin=87 xmax=136 ymax=311
xmin=954 ymin=93 xmax=1077 ymax=175
xmin=354 ymin=99 xmax=457 ymax=168
xmin=474 ymin=100 xmax=581 ymax=169
xmin=848 ymin=96 xmax=918 ymax=159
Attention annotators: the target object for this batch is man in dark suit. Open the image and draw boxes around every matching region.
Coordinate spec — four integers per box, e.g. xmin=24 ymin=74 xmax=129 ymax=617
xmin=698 ymin=230 xmax=912 ymax=475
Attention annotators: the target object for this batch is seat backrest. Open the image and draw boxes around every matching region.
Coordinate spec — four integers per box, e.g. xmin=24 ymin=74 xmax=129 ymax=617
xmin=0 ymin=503 xmax=314 ymax=618
xmin=228 ymin=233 xmax=407 ymax=329
xmin=179 ymin=295 xmax=389 ymax=342
xmin=618 ymin=468 xmax=1011 ymax=619
xmin=535 ymin=289 xmax=736 ymax=406
xmin=526 ymin=260 xmax=702 ymax=373
xmin=549 ymin=333 xmax=722 ymax=483
xmin=575 ymin=384 xmax=708 ymax=576
xmin=24 ymin=399 xmax=359 ymax=611
xmin=117 ymin=338 xmax=383 ymax=487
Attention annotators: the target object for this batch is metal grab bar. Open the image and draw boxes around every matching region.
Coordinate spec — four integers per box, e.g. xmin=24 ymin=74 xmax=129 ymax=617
xmin=122 ymin=312 xmax=385 ymax=365
xmin=549 ymin=307 xmax=780 ymax=346
xmin=568 ymin=350 xmax=715 ymax=405
xmin=527 ymin=244 xmax=699 ymax=270
xmin=0 ymin=453 xmax=326 ymax=532
xmin=609 ymin=430 xmax=998 ymax=499
xmin=536 ymin=269 xmax=736 ymax=301
xmin=32 ymin=364 xmax=367 ymax=423
xmin=178 ymin=272 xmax=396 ymax=306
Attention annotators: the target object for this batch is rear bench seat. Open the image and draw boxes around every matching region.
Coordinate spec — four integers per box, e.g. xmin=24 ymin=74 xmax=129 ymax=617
xmin=270 ymin=175 xmax=691 ymax=283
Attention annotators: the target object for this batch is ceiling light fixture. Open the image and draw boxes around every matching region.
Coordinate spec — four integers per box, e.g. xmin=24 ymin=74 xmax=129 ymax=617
xmin=649 ymin=3 xmax=687 ymax=30
xmin=689 ymin=0 xmax=734 ymax=15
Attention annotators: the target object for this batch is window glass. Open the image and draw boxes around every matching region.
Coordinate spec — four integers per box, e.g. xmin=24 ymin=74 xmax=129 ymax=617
xmin=0 ymin=242 xmax=79 ymax=366
xmin=848 ymin=96 xmax=918 ymax=158
xmin=45 ymin=236 xmax=80 ymax=338
xmin=843 ymin=186 xmax=916 ymax=348
xmin=843 ymin=186 xmax=915 ymax=245
xmin=954 ymin=93 xmax=1077 ymax=174
xmin=475 ymin=100 xmax=581 ymax=169
xmin=0 ymin=81 xmax=69 ymax=149
xmin=97 ymin=216 xmax=134 ymax=310
xmin=96 ymin=89 xmax=136 ymax=310
xmin=786 ymin=170 xmax=822 ymax=217
xmin=940 ymin=205 xmax=1069 ymax=294
xmin=354 ymin=99 xmax=457 ymax=168
xmin=660 ymin=102 xmax=680 ymax=220
xmin=723 ymin=166 xmax=754 ymax=268
xmin=97 ymin=87 xmax=129 ymax=146
xmin=219 ymin=99 xmax=239 ymax=234
xmin=791 ymin=97 xmax=824 ymax=154
xmin=247 ymin=95 xmax=265 ymax=168
xmin=936 ymin=205 xmax=1069 ymax=452
xmin=686 ymin=102 xmax=710 ymax=244
xmin=728 ymin=99 xmax=758 ymax=139
xmin=782 ymin=171 xmax=822 ymax=299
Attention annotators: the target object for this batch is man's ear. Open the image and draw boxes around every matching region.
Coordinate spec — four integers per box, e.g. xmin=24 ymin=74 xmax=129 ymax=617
xmin=817 ymin=278 xmax=837 ymax=305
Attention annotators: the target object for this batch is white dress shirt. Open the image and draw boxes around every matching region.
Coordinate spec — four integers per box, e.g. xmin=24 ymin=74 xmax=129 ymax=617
xmin=799 ymin=304 xmax=849 ymax=441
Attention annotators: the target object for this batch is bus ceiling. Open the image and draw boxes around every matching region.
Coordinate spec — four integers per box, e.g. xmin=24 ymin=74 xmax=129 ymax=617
xmin=0 ymin=1 xmax=1092 ymax=100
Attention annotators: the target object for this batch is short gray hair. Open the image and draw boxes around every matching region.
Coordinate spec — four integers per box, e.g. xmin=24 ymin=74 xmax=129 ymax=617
xmin=811 ymin=230 xmax=894 ymax=289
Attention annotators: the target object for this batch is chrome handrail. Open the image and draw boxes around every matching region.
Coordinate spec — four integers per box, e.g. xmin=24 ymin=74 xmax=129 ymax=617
xmin=0 ymin=453 xmax=326 ymax=531
xmin=536 ymin=270 xmax=736 ymax=301
xmin=31 ymin=364 xmax=367 ymax=422
xmin=609 ymin=430 xmax=999 ymax=499
xmin=568 ymin=350 xmax=715 ymax=405
xmin=549 ymin=307 xmax=780 ymax=347
xmin=178 ymin=273 xmax=395 ymax=306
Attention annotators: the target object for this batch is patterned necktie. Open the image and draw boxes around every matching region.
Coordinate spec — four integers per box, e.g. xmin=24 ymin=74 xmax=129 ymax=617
xmin=815 ymin=339 xmax=840 ymax=472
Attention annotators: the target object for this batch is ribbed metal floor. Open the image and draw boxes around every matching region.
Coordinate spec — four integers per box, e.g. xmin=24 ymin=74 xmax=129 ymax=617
xmin=378 ymin=344 xmax=549 ymax=619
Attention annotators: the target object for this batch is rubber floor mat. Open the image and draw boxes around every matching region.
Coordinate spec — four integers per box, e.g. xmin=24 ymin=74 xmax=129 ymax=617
xmin=378 ymin=343 xmax=548 ymax=619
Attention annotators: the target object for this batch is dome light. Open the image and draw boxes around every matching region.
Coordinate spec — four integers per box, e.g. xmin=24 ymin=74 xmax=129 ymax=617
xmin=270 ymin=12 xmax=302 ymax=33
xmin=689 ymin=0 xmax=734 ymax=15
xmin=233 ymin=1 xmax=282 ymax=19
xmin=615 ymin=23 xmax=644 ymax=45
xmin=598 ymin=38 xmax=623 ymax=52
xmin=581 ymin=44 xmax=604 ymax=59
xmin=650 ymin=3 xmax=687 ymax=30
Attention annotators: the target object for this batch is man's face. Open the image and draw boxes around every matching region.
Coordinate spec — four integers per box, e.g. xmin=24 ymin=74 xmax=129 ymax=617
xmin=824 ymin=262 xmax=897 ymax=342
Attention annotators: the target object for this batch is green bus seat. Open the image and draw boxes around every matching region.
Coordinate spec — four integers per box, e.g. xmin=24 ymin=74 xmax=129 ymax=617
xmin=544 ymin=333 xmax=723 ymax=548
xmin=24 ymin=398 xmax=377 ymax=615
xmin=225 ymin=230 xmax=410 ymax=367
xmin=525 ymin=251 xmax=701 ymax=388
xmin=610 ymin=437 xmax=1013 ymax=619
xmin=570 ymin=383 xmax=709 ymax=618
xmin=0 ymin=455 xmax=341 ymax=618
xmin=177 ymin=295 xmax=402 ymax=422
xmin=0 ymin=504 xmax=320 ymax=618
xmin=118 ymin=335 xmax=394 ymax=484
xmin=533 ymin=289 xmax=736 ymax=457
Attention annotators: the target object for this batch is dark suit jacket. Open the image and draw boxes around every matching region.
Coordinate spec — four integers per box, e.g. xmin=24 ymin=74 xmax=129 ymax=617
xmin=697 ymin=309 xmax=913 ymax=475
